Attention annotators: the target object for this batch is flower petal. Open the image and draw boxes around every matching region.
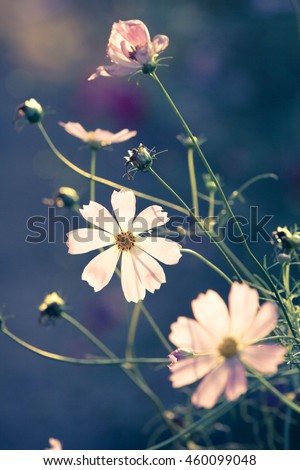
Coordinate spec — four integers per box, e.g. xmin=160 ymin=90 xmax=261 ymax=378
xmin=59 ymin=122 xmax=89 ymax=142
xmin=169 ymin=316 xmax=218 ymax=353
xmin=242 ymin=301 xmax=278 ymax=344
xmin=79 ymin=201 xmax=118 ymax=235
xmin=224 ymin=359 xmax=247 ymax=401
xmin=228 ymin=282 xmax=259 ymax=337
xmin=191 ymin=290 xmax=230 ymax=343
xmin=130 ymin=246 xmax=166 ymax=294
xmin=170 ymin=356 xmax=217 ymax=388
xmin=109 ymin=129 xmax=137 ymax=143
xmin=88 ymin=64 xmax=139 ymax=80
xmin=81 ymin=245 xmax=120 ymax=292
xmin=114 ymin=20 xmax=151 ymax=48
xmin=132 ymin=205 xmax=169 ymax=234
xmin=67 ymin=229 xmax=114 ymax=254
xmin=135 ymin=237 xmax=182 ymax=265
xmin=241 ymin=344 xmax=286 ymax=374
xmin=152 ymin=34 xmax=169 ymax=53
xmin=111 ymin=189 xmax=136 ymax=232
xmin=191 ymin=362 xmax=229 ymax=409
xmin=121 ymin=250 xmax=145 ymax=303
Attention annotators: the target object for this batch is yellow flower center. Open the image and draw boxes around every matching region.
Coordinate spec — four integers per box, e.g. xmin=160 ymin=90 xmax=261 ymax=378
xmin=115 ymin=231 xmax=136 ymax=251
xmin=218 ymin=337 xmax=238 ymax=359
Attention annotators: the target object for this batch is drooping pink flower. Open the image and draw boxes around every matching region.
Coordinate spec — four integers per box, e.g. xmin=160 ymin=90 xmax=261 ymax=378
xmin=169 ymin=283 xmax=286 ymax=409
xmin=88 ymin=19 xmax=169 ymax=79
xmin=67 ymin=189 xmax=182 ymax=302
xmin=59 ymin=121 xmax=137 ymax=150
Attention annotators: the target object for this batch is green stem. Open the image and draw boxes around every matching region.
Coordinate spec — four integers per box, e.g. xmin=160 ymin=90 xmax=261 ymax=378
xmin=61 ymin=312 xmax=116 ymax=359
xmin=1 ymin=326 xmax=168 ymax=365
xmin=90 ymin=149 xmax=97 ymax=201
xmin=148 ymin=166 xmax=242 ymax=282
xmin=187 ymin=147 xmax=199 ymax=217
xmin=62 ymin=310 xmax=173 ymax=430
xmin=217 ymin=238 xmax=258 ymax=285
xmin=140 ymin=304 xmax=173 ymax=353
xmin=126 ymin=302 xmax=142 ymax=359
xmin=246 ymin=365 xmax=300 ymax=414
xmin=181 ymin=248 xmax=232 ymax=285
xmin=37 ymin=122 xmax=187 ymax=215
xmin=149 ymin=399 xmax=237 ymax=450
xmin=208 ymin=190 xmax=215 ymax=220
xmin=151 ymin=72 xmax=297 ymax=341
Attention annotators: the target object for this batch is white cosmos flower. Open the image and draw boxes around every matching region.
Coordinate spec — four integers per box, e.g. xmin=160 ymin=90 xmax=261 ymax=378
xmin=67 ymin=189 xmax=182 ymax=302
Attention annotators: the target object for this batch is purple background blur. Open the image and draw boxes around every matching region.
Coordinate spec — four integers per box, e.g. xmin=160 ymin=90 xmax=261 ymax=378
xmin=0 ymin=0 xmax=300 ymax=449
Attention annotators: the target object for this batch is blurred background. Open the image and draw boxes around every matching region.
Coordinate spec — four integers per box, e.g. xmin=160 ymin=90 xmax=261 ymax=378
xmin=0 ymin=0 xmax=300 ymax=450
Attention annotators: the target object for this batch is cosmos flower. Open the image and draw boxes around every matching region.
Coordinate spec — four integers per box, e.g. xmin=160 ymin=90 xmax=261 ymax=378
xmin=169 ymin=282 xmax=286 ymax=409
xmin=88 ymin=19 xmax=169 ymax=79
xmin=59 ymin=121 xmax=137 ymax=150
xmin=66 ymin=189 xmax=182 ymax=302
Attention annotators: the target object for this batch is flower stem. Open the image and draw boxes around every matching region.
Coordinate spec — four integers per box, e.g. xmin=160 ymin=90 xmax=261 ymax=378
xmin=181 ymin=248 xmax=232 ymax=285
xmin=126 ymin=302 xmax=142 ymax=360
xmin=148 ymin=166 xmax=241 ymax=281
xmin=90 ymin=149 xmax=97 ymax=201
xmin=187 ymin=147 xmax=199 ymax=217
xmin=61 ymin=312 xmax=116 ymax=359
xmin=140 ymin=304 xmax=173 ymax=352
xmin=1 ymin=325 xmax=168 ymax=365
xmin=37 ymin=122 xmax=187 ymax=214
xmin=151 ymin=72 xmax=297 ymax=341
xmin=246 ymin=365 xmax=300 ymax=414
xmin=149 ymin=398 xmax=237 ymax=450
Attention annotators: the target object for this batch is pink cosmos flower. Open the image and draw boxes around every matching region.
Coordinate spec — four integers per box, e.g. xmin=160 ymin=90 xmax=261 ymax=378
xmin=169 ymin=282 xmax=286 ymax=409
xmin=88 ymin=19 xmax=169 ymax=79
xmin=67 ymin=189 xmax=182 ymax=302
xmin=59 ymin=121 xmax=137 ymax=149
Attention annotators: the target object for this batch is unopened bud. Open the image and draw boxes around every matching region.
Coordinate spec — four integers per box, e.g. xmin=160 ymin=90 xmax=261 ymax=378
xmin=16 ymin=98 xmax=43 ymax=124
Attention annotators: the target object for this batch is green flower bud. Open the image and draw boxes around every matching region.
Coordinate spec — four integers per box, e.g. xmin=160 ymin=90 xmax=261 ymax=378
xmin=43 ymin=187 xmax=79 ymax=209
xmin=177 ymin=133 xmax=206 ymax=149
xmin=203 ymin=173 xmax=219 ymax=193
xmin=16 ymin=98 xmax=44 ymax=124
xmin=142 ymin=60 xmax=157 ymax=74
xmin=56 ymin=187 xmax=79 ymax=208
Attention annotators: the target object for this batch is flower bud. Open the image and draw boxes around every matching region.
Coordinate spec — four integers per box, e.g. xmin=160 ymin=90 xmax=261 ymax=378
xmin=277 ymin=253 xmax=291 ymax=264
xmin=39 ymin=292 xmax=65 ymax=324
xmin=16 ymin=98 xmax=44 ymax=124
xmin=168 ymin=348 xmax=194 ymax=367
xmin=124 ymin=143 xmax=153 ymax=178
xmin=273 ymin=226 xmax=300 ymax=251
xmin=142 ymin=60 xmax=157 ymax=75
xmin=203 ymin=173 xmax=218 ymax=193
xmin=177 ymin=133 xmax=206 ymax=149
xmin=43 ymin=187 xmax=79 ymax=209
